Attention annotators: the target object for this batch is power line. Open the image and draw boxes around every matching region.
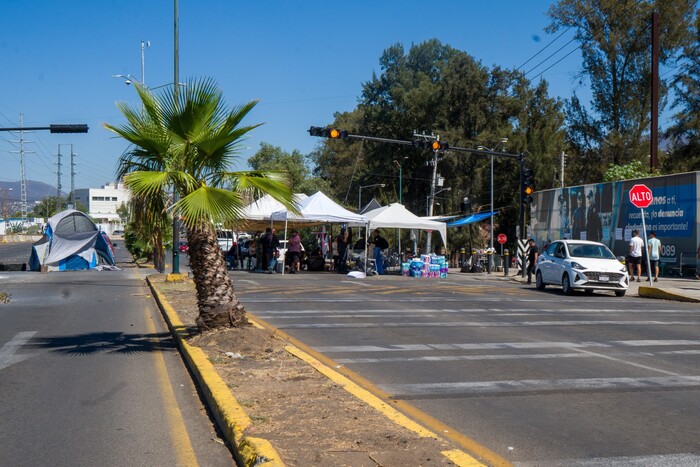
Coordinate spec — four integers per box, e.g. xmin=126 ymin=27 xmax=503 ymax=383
xmin=516 ymin=27 xmax=574 ymax=71
xmin=525 ymin=38 xmax=579 ymax=76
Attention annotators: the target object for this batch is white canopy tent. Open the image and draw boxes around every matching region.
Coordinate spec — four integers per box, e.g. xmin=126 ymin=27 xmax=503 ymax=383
xmin=363 ymin=203 xmax=447 ymax=246
xmin=270 ymin=191 xmax=367 ymax=224
xmin=241 ymin=193 xmax=308 ymax=221
xmin=269 ymin=191 xmax=369 ymax=275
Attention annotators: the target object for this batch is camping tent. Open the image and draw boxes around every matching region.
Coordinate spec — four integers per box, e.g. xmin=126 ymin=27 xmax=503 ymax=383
xmin=29 ymin=209 xmax=115 ymax=271
xmin=364 ymin=203 xmax=447 ymax=246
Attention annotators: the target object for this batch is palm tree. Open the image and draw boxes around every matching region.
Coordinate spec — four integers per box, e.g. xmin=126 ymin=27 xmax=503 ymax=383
xmin=105 ymin=78 xmax=297 ymax=330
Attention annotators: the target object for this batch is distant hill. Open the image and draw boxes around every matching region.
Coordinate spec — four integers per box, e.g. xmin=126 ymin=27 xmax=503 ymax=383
xmin=0 ymin=181 xmax=66 ymax=203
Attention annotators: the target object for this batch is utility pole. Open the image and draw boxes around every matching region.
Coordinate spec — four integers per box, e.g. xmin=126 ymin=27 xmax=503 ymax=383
xmin=171 ymin=0 xmax=182 ymax=277
xmin=70 ymin=145 xmax=76 ymax=207
xmin=650 ymin=10 xmax=660 ymax=171
xmin=560 ymin=151 xmax=566 ymax=188
xmin=413 ymin=131 xmax=441 ymax=254
xmin=56 ymin=145 xmax=63 ymax=211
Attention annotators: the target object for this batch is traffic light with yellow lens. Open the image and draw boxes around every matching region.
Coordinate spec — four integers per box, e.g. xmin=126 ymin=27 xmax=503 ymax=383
xmin=412 ymin=139 xmax=448 ymax=151
xmin=522 ymin=168 xmax=534 ymax=205
xmin=308 ymin=126 xmax=349 ymax=139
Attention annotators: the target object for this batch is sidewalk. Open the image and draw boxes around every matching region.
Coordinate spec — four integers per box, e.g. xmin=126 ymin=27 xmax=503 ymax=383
xmin=458 ymin=267 xmax=700 ymax=303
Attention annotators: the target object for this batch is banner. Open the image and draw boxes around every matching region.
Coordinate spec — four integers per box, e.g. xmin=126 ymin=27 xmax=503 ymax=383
xmin=530 ymin=172 xmax=699 ymax=270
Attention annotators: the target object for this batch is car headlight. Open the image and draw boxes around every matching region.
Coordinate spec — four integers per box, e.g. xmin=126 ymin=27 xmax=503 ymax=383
xmin=570 ymin=262 xmax=586 ymax=270
xmin=620 ymin=266 xmax=628 ymax=273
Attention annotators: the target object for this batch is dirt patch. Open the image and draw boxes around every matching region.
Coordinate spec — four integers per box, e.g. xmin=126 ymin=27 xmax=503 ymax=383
xmin=153 ymin=276 xmax=457 ymax=466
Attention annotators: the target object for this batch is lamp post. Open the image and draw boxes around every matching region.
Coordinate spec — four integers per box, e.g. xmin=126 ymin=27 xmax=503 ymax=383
xmin=358 ymin=183 xmax=385 ymax=211
xmin=392 ymin=157 xmax=408 ymax=205
xmin=477 ymin=138 xmax=508 ymax=251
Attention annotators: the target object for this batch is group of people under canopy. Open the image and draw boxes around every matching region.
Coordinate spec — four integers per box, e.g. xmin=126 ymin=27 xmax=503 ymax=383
xmin=239 ymin=191 xmax=494 ymax=275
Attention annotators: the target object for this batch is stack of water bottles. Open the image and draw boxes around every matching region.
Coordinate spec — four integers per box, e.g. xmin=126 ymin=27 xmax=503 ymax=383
xmin=401 ymin=254 xmax=448 ymax=279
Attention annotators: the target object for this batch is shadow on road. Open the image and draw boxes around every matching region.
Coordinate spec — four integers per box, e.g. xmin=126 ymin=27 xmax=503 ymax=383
xmin=28 ymin=331 xmax=175 ymax=356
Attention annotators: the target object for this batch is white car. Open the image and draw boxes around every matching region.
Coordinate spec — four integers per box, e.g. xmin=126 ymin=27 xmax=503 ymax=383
xmin=535 ymin=240 xmax=629 ymax=296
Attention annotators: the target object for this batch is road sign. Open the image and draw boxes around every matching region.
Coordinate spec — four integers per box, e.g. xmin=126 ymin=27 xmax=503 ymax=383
xmin=629 ymin=184 xmax=653 ymax=209
xmin=497 ymin=233 xmax=507 ymax=245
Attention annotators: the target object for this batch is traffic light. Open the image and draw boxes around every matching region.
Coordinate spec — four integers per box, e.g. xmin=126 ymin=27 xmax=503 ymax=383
xmin=412 ymin=139 xmax=448 ymax=151
xmin=50 ymin=124 xmax=89 ymax=133
xmin=522 ymin=168 xmax=534 ymax=205
xmin=460 ymin=196 xmax=472 ymax=213
xmin=308 ymin=126 xmax=348 ymax=139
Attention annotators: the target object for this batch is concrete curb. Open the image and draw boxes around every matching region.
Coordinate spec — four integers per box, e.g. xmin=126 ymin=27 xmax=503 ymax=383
xmin=146 ymin=276 xmax=284 ymax=467
xmin=638 ymin=286 xmax=700 ymax=303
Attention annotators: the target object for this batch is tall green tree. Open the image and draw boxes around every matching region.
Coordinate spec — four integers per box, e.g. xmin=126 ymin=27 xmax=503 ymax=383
xmin=547 ymin=0 xmax=696 ymax=181
xmin=248 ymin=142 xmax=330 ymax=195
xmin=311 ymin=39 xmax=567 ymax=247
xmin=105 ymin=78 xmax=297 ymax=330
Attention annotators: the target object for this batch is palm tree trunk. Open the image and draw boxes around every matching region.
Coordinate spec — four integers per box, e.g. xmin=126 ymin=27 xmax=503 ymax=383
xmin=187 ymin=224 xmax=247 ymax=330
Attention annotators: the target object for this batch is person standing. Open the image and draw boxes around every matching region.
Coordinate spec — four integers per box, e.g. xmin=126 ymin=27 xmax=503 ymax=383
xmin=628 ymin=230 xmax=644 ymax=282
xmin=372 ymin=230 xmax=389 ymax=275
xmin=647 ymin=231 xmax=661 ymax=282
xmin=336 ymin=228 xmax=351 ymax=273
xmin=267 ymin=228 xmax=280 ymax=273
xmin=287 ymin=230 xmax=302 ymax=273
xmin=526 ymin=238 xmax=539 ymax=284
xmin=260 ymin=227 xmax=271 ymax=272
xmin=248 ymin=234 xmax=258 ymax=271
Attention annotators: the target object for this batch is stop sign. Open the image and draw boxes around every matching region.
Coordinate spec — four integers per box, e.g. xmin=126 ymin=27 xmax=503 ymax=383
xmin=629 ymin=184 xmax=653 ymax=208
xmin=497 ymin=233 xmax=507 ymax=245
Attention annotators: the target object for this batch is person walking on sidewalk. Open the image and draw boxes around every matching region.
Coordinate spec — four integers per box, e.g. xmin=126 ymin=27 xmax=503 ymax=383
xmin=647 ymin=231 xmax=661 ymax=282
xmin=526 ymin=238 xmax=539 ymax=284
xmin=628 ymin=230 xmax=644 ymax=282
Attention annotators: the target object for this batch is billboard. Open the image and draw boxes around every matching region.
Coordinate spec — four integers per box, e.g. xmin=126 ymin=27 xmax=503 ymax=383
xmin=530 ymin=172 xmax=699 ymax=273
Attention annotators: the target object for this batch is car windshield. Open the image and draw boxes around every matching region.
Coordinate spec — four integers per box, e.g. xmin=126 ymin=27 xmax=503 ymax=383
xmin=568 ymin=243 xmax=616 ymax=259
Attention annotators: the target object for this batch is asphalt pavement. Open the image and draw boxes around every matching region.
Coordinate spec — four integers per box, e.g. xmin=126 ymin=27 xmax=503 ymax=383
xmin=0 ymin=243 xmax=234 ymax=466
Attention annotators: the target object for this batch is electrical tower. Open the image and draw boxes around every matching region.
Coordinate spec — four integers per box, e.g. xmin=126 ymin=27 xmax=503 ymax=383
xmin=9 ymin=114 xmax=35 ymax=222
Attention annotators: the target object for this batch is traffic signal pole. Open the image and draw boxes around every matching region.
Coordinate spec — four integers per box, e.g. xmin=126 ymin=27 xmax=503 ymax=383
xmin=308 ymin=126 xmax=526 ymax=259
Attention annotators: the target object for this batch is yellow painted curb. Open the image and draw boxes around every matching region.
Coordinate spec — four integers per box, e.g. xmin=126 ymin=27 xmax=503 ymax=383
xmin=248 ymin=316 xmax=508 ymax=467
xmin=639 ymin=286 xmax=700 ymax=303
xmin=166 ymin=273 xmax=186 ymax=282
xmin=147 ymin=277 xmax=284 ymax=467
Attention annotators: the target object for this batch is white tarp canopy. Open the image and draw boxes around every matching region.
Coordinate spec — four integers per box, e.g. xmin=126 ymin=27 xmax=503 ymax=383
xmin=270 ymin=191 xmax=367 ymax=224
xmin=241 ymin=193 xmax=308 ymax=221
xmin=363 ymin=203 xmax=447 ymax=246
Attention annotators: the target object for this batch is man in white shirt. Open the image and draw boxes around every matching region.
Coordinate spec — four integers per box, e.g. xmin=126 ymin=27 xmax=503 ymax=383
xmin=628 ymin=230 xmax=644 ymax=282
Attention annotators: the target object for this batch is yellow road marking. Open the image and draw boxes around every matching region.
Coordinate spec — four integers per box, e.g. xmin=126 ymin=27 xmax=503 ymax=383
xmin=143 ymin=300 xmax=199 ymax=466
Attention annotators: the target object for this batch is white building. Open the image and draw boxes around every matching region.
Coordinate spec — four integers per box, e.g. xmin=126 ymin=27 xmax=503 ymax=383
xmin=73 ymin=182 xmax=130 ymax=234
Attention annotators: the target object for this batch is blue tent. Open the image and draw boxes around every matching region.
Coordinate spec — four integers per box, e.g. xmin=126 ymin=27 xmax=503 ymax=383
xmin=446 ymin=211 xmax=497 ymax=228
xmin=29 ymin=209 xmax=115 ymax=271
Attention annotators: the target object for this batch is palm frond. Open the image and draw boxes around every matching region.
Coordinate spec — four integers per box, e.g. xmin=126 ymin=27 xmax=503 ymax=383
xmin=174 ymin=186 xmax=246 ymax=229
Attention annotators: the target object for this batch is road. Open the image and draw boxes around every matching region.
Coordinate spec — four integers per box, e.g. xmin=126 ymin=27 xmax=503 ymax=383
xmin=233 ymin=271 xmax=700 ymax=466
xmin=0 ymin=243 xmax=233 ymax=467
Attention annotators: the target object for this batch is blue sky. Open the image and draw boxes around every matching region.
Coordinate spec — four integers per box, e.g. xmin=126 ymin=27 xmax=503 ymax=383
xmin=0 ymin=1 xmax=669 ymax=190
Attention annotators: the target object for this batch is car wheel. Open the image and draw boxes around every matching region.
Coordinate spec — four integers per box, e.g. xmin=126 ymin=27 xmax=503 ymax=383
xmin=615 ymin=290 xmax=626 ymax=297
xmin=562 ymin=274 xmax=574 ymax=295
xmin=536 ymin=271 xmax=546 ymax=290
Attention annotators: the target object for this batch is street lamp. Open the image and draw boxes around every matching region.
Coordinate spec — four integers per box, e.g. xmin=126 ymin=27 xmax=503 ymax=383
xmin=477 ymin=138 xmax=508 ymax=251
xmin=358 ymin=183 xmax=385 ymax=211
xmin=392 ymin=157 xmax=408 ymax=205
